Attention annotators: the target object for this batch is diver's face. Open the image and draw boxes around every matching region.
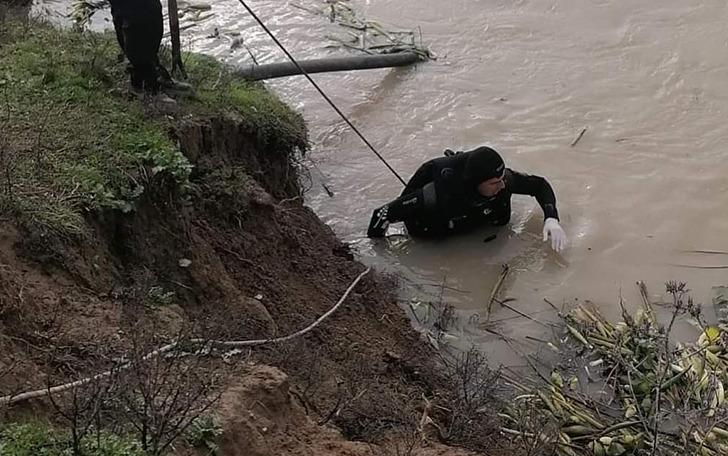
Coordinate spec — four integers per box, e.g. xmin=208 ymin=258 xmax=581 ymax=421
xmin=477 ymin=173 xmax=506 ymax=197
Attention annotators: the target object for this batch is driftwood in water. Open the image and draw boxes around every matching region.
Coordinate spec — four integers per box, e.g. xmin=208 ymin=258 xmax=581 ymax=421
xmin=234 ymin=51 xmax=423 ymax=81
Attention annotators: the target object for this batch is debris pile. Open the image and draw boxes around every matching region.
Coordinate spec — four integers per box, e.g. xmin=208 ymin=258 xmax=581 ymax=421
xmin=293 ymin=0 xmax=433 ymax=59
xmin=503 ymin=282 xmax=728 ymax=456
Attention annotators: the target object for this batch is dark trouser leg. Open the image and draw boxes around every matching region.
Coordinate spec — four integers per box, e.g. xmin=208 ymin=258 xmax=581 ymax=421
xmin=367 ymin=183 xmax=438 ymax=237
xmin=156 ymin=60 xmax=172 ymax=82
xmin=110 ymin=4 xmax=125 ymax=56
xmin=121 ymin=0 xmax=163 ymax=93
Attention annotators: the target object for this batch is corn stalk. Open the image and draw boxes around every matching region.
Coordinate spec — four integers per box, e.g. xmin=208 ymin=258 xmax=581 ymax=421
xmin=505 ymin=282 xmax=728 ymax=455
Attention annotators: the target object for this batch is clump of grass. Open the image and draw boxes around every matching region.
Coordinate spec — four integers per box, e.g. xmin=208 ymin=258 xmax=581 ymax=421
xmin=0 ymin=422 xmax=143 ymax=456
xmin=0 ymin=19 xmax=307 ymax=241
xmin=181 ymin=52 xmax=308 ymax=154
xmin=195 ymin=166 xmax=257 ymax=222
xmin=0 ymin=21 xmax=189 ymax=239
xmin=146 ymin=285 xmax=176 ymax=308
xmin=184 ymin=415 xmax=223 ymax=456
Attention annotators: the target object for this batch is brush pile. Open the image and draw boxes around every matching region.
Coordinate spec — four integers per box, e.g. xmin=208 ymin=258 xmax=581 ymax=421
xmin=292 ymin=0 xmax=433 ymax=59
xmin=502 ymin=282 xmax=728 ymax=456
xmin=71 ymin=0 xmax=215 ymax=30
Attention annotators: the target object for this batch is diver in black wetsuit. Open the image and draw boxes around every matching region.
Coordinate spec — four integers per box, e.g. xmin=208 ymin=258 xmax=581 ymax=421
xmin=366 ymin=146 xmax=568 ymax=252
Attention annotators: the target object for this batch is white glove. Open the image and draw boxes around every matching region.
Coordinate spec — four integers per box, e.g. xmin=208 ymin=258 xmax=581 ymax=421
xmin=543 ymin=218 xmax=567 ymax=252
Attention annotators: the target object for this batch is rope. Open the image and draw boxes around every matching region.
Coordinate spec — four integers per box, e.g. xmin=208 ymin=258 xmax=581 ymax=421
xmin=236 ymin=0 xmax=406 ymax=186
xmin=0 ymin=267 xmax=371 ymax=406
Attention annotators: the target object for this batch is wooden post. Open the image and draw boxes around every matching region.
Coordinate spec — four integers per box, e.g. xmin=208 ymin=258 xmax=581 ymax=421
xmin=167 ymin=0 xmax=187 ymax=79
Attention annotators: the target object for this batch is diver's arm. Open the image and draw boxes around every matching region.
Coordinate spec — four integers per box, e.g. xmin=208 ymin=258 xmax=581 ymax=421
xmin=401 ymin=161 xmax=436 ymax=195
xmin=506 ymin=169 xmax=559 ymax=220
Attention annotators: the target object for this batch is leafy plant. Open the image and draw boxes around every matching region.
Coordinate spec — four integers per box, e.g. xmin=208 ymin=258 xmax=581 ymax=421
xmin=0 ymin=422 xmax=143 ymax=456
xmin=146 ymin=286 xmax=176 ymax=308
xmin=184 ymin=415 xmax=223 ymax=456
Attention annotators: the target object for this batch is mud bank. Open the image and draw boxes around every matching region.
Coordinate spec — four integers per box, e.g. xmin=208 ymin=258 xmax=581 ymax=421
xmin=0 ymin=17 xmax=512 ymax=456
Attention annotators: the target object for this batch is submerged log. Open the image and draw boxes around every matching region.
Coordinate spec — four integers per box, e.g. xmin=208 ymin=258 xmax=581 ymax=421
xmin=234 ymin=51 xmax=423 ymax=81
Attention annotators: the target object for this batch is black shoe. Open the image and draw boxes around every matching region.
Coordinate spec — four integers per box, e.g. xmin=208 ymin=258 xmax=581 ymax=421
xmin=129 ymin=84 xmax=145 ymax=100
xmin=128 ymin=86 xmax=178 ymax=113
xmin=367 ymin=206 xmax=390 ymax=238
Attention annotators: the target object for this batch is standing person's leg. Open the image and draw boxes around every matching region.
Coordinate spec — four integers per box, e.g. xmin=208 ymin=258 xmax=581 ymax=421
xmin=121 ymin=0 xmax=163 ymax=94
xmin=109 ymin=2 xmax=125 ymax=60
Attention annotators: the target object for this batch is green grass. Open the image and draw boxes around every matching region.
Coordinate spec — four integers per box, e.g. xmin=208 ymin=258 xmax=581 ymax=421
xmin=0 ymin=19 xmax=306 ymax=240
xmin=0 ymin=422 xmax=143 ymax=456
xmin=181 ymin=52 xmax=308 ymax=153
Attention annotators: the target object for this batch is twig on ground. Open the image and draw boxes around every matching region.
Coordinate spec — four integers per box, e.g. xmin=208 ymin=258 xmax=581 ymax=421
xmin=543 ymin=298 xmax=560 ymax=313
xmin=570 ymin=127 xmax=587 ymax=147
xmin=524 ymin=335 xmax=550 ymax=344
xmin=637 ymin=281 xmax=657 ymax=324
xmin=650 ymin=283 xmax=688 ymax=455
xmin=489 ymin=308 xmax=554 ymax=324
xmin=498 ymin=300 xmax=553 ymax=329
xmin=485 ymin=264 xmax=510 ymax=322
xmin=317 ymin=388 xmax=367 ymax=426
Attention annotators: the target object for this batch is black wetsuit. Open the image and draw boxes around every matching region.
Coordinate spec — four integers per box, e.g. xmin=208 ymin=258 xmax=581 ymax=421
xmin=110 ymin=0 xmax=164 ymax=93
xmin=368 ymin=149 xmax=559 ymax=238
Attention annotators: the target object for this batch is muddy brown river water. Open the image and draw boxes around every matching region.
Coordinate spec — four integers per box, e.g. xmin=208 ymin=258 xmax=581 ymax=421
xmin=34 ymin=0 xmax=728 ymax=364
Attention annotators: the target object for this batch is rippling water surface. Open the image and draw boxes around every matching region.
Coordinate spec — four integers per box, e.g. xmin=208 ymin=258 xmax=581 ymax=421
xmin=34 ymin=0 xmax=728 ymax=363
